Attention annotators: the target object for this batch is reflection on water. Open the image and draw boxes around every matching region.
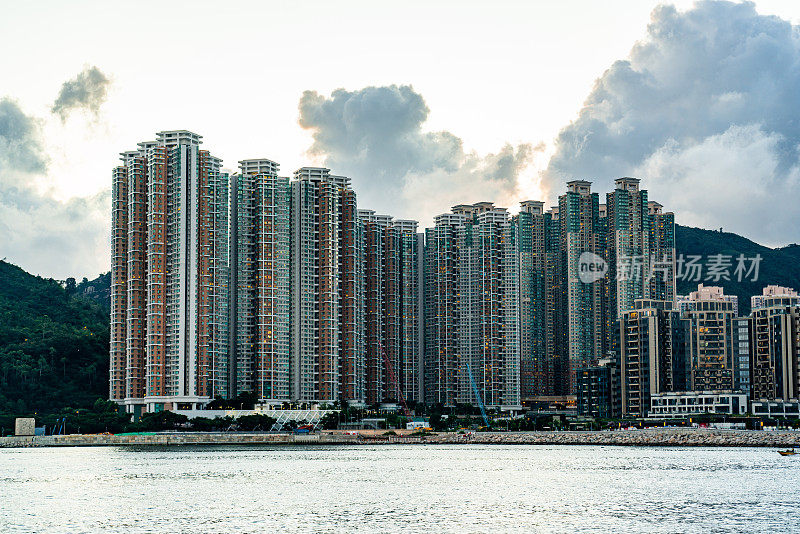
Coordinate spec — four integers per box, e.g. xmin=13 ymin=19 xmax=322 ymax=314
xmin=1 ymin=444 xmax=799 ymax=533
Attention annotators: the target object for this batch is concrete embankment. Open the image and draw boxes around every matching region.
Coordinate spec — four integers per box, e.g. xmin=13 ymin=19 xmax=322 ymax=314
xmin=0 ymin=432 xmax=359 ymax=448
xmin=3 ymin=428 xmax=800 ymax=448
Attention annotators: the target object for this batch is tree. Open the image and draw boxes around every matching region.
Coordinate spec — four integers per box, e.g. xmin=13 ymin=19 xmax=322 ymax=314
xmin=0 ymin=261 xmax=110 ymax=417
xmin=236 ymin=414 xmax=277 ymax=431
xmin=319 ymin=411 xmax=340 ymax=430
xmin=135 ymin=411 xmax=189 ymax=431
xmin=282 ymin=419 xmax=298 ymax=431
xmin=429 ymin=412 xmax=445 ymax=431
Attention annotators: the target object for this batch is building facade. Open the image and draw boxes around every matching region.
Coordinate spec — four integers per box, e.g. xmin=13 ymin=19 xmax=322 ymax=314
xmin=576 ymin=357 xmax=621 ymax=419
xmin=751 ymin=285 xmax=800 ymax=311
xmin=619 ymin=299 xmax=681 ymax=417
xmin=606 ymin=178 xmax=651 ymax=321
xmin=110 ymin=131 xmax=229 ymax=415
xmin=749 ymin=304 xmax=800 ymax=402
xmin=681 ymin=285 xmax=738 ymax=392
xmin=677 ymin=284 xmax=739 ymax=317
xmin=649 ymin=391 xmax=748 ymax=418
xmin=555 ymin=180 xmax=609 ymax=394
xmin=424 ymin=203 xmax=521 ymax=409
xmin=289 ymin=168 xmax=364 ymax=404
xmin=514 ymin=201 xmax=557 ymax=399
xmin=733 ymin=316 xmax=751 ymax=397
xmin=647 ymin=201 xmax=676 ymax=303
xmin=358 ymin=211 xmax=422 ymax=405
xmin=230 ymin=159 xmax=291 ymax=404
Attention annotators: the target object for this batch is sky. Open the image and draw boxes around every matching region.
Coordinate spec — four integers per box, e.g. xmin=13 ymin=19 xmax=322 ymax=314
xmin=1 ymin=0 xmax=800 ymax=279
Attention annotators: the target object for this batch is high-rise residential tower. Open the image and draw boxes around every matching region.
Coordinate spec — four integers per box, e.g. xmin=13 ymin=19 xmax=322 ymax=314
xmin=619 ymin=299 xmax=683 ymax=417
xmin=647 ymin=201 xmax=676 ymax=303
xmin=747 ymin=286 xmax=800 ymax=402
xmin=290 ymin=168 xmax=364 ymax=404
xmin=606 ymin=178 xmax=650 ymax=321
xmin=110 ymin=131 xmax=229 ymax=415
xmin=605 ymin=181 xmax=676 ymax=354
xmin=424 ymin=211 xmax=463 ymax=406
xmin=557 ymin=180 xmax=606 ymax=394
xmin=230 ymin=159 xmax=291 ymax=404
xmin=359 ymin=211 xmax=422 ymax=405
xmin=109 ymin=165 xmax=129 ymax=404
xmin=544 ymin=205 xmax=568 ymax=395
xmin=424 ymin=203 xmax=521 ymax=409
xmin=395 ymin=219 xmax=424 ymax=403
xmin=360 ymin=210 xmax=392 ymax=405
xmin=733 ymin=316 xmax=752 ymax=397
xmin=605 ymin=179 xmax=675 ymax=316
xmin=514 ymin=201 xmax=557 ymax=398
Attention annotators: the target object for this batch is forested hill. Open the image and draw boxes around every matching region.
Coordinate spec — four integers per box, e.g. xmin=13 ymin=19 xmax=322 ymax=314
xmin=675 ymin=225 xmax=800 ymax=315
xmin=72 ymin=271 xmax=111 ymax=313
xmin=0 ymin=261 xmax=109 ymax=415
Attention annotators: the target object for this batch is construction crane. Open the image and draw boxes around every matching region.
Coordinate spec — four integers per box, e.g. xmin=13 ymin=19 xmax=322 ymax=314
xmin=379 ymin=342 xmax=412 ymax=418
xmin=466 ymin=361 xmax=490 ymax=428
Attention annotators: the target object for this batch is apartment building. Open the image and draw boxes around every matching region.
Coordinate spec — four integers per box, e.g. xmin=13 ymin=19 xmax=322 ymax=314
xmin=680 ymin=285 xmax=738 ymax=392
xmin=289 ymin=168 xmax=364 ymax=404
xmin=358 ymin=211 xmax=422 ymax=405
xmin=230 ymin=159 xmax=290 ymax=403
xmin=110 ymin=131 xmax=229 ymax=415
xmin=557 ymin=180 xmax=606 ymax=393
xmin=514 ymin=200 xmax=555 ymax=398
xmin=619 ymin=299 xmax=682 ymax=417
xmin=424 ymin=203 xmax=521 ymax=409
xmin=749 ymin=301 xmax=800 ymax=402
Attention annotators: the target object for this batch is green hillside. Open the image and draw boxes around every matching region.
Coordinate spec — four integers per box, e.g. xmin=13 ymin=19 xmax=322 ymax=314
xmin=71 ymin=271 xmax=111 ymax=313
xmin=0 ymin=261 xmax=109 ymax=416
xmin=675 ymin=225 xmax=800 ymax=315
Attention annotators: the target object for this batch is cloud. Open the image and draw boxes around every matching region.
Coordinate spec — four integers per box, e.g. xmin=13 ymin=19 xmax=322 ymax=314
xmin=636 ymin=124 xmax=800 ymax=241
xmin=51 ymin=66 xmax=111 ymax=121
xmin=0 ymin=185 xmax=109 ymax=280
xmin=0 ymin=98 xmax=46 ymax=174
xmin=544 ymin=0 xmax=800 ymax=245
xmin=299 ymin=85 xmax=536 ymax=222
xmin=0 ymin=98 xmax=108 ymax=279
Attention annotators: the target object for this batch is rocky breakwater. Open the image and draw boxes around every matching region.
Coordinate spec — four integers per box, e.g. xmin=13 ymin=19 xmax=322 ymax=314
xmin=427 ymin=428 xmax=800 ymax=447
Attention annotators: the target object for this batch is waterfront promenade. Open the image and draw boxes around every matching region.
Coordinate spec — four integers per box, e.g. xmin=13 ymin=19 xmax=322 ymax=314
xmin=4 ymin=428 xmax=800 ymax=448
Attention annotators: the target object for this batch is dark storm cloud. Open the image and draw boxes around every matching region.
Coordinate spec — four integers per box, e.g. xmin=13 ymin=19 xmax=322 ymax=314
xmin=544 ymin=0 xmax=800 ymax=245
xmin=299 ymin=85 xmax=534 ymax=221
xmin=51 ymin=66 xmax=110 ymax=121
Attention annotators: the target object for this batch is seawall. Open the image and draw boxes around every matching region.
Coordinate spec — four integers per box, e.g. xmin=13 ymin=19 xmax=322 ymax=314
xmin=3 ymin=429 xmax=800 ymax=448
xmin=429 ymin=429 xmax=800 ymax=447
xmin=0 ymin=432 xmax=359 ymax=448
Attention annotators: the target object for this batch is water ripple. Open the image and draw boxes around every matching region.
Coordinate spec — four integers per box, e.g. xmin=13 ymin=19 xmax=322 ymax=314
xmin=1 ymin=445 xmax=799 ymax=533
